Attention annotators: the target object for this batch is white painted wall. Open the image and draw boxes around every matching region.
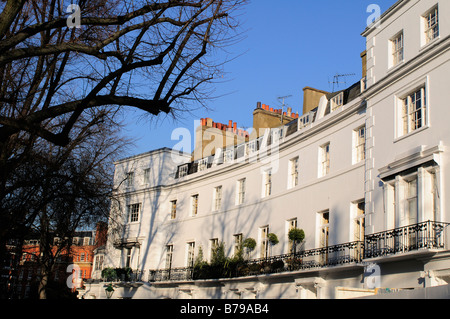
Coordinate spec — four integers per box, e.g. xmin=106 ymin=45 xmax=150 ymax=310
xmin=363 ymin=0 xmax=450 ymax=234
xmin=94 ymin=0 xmax=450 ymax=299
xmin=104 ymin=94 xmax=366 ymax=273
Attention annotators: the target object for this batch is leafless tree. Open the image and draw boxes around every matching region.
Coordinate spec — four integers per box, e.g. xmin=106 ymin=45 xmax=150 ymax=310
xmin=0 ymin=0 xmax=246 ymax=147
xmin=0 ymin=0 xmax=247 ymax=297
xmin=4 ymin=111 xmax=129 ymax=299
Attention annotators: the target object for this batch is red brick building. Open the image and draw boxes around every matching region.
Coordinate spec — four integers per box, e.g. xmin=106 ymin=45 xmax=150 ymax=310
xmin=14 ymin=222 xmax=107 ymax=298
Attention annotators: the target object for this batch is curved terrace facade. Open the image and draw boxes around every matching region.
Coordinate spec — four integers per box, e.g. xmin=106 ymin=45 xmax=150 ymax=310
xmin=83 ymin=0 xmax=450 ymax=299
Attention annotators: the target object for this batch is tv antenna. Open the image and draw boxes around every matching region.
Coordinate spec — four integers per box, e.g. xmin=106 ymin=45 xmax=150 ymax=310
xmin=328 ymin=73 xmax=355 ymax=92
xmin=277 ymin=95 xmax=292 ymax=123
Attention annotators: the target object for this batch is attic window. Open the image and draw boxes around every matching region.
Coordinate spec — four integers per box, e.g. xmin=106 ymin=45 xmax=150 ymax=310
xmin=197 ymin=158 xmax=208 ymax=172
xmin=330 ymin=92 xmax=344 ymax=111
xmin=224 ymin=149 xmax=234 ymax=163
xmin=179 ymin=164 xmax=188 ymax=177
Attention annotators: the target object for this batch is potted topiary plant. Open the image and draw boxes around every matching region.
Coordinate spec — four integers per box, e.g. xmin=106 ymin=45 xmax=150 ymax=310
xmin=288 ymin=228 xmax=305 ymax=255
xmin=242 ymin=237 xmax=256 ymax=260
xmin=287 ymin=228 xmax=305 ymax=270
xmin=267 ymin=233 xmax=279 ymax=257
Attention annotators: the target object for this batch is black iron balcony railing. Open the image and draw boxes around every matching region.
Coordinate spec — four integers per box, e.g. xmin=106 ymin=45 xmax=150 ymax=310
xmin=90 ymin=269 xmax=145 ymax=283
xmin=148 ymin=241 xmax=364 ymax=282
xmin=146 ymin=221 xmax=449 ymax=283
xmin=148 ymin=267 xmax=194 ymax=282
xmin=364 ymin=220 xmax=449 ymax=259
xmin=243 ymin=240 xmax=364 ymax=276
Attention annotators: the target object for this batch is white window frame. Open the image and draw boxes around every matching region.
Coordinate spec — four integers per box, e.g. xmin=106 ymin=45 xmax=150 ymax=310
xmin=317 ymin=211 xmax=330 ymax=264
xmin=213 ymin=186 xmax=222 ymax=211
xmin=236 ymin=178 xmax=246 ymax=205
xmin=224 ymin=149 xmax=234 ymax=163
xmin=126 ymin=172 xmax=134 ymax=188
xmin=179 ymin=164 xmax=188 ymax=178
xmin=143 ymin=168 xmax=150 ymax=184
xmin=125 ymin=247 xmax=132 ymax=268
xmin=170 ymin=200 xmax=177 ymax=220
xmin=127 ymin=203 xmax=141 ymax=223
xmin=197 ymin=158 xmax=208 ymax=172
xmin=330 ymin=92 xmax=343 ymax=112
xmin=191 ymin=194 xmax=199 ymax=216
xmin=186 ymin=242 xmax=195 ymax=267
xmin=351 ymin=200 xmax=365 ymax=242
xmin=390 ymin=31 xmax=404 ymax=67
xmin=165 ymin=245 xmax=173 ymax=269
xmin=260 ymin=225 xmax=269 ymax=258
xmin=405 ymin=176 xmax=418 ymax=226
xmin=319 ymin=143 xmax=330 ymax=177
xmin=397 ymin=86 xmax=427 ymax=138
xmin=353 ymin=126 xmax=366 ymax=164
xmin=288 ymin=157 xmax=299 ymax=189
xmin=383 ymin=167 xmax=439 ymax=230
xmin=247 ymin=140 xmax=257 ymax=155
xmin=422 ymin=5 xmax=439 ymax=45
xmin=263 ymin=169 xmax=272 ymax=197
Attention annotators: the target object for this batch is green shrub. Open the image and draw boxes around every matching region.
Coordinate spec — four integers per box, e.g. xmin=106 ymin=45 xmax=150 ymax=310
xmin=268 ymin=233 xmax=279 ymax=246
xmin=101 ymin=268 xmax=117 ymax=281
xmin=288 ymin=228 xmax=305 ymax=254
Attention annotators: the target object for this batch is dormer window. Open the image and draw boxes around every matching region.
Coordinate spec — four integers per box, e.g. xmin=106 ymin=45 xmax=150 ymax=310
xmin=178 ymin=164 xmax=188 ymax=178
xmin=247 ymin=140 xmax=257 ymax=154
xmin=330 ymin=92 xmax=343 ymax=112
xmin=197 ymin=158 xmax=208 ymax=172
xmin=224 ymin=149 xmax=234 ymax=163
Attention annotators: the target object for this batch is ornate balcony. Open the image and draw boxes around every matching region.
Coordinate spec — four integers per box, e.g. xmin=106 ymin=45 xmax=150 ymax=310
xmin=148 ymin=221 xmax=450 ymax=283
xmin=148 ymin=241 xmax=364 ymax=282
xmin=364 ymin=220 xmax=450 ymax=259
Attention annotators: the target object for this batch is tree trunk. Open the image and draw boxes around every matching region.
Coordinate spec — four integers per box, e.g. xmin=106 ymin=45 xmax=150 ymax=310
xmin=39 ymin=209 xmax=50 ymax=299
xmin=38 ymin=272 xmax=48 ymax=299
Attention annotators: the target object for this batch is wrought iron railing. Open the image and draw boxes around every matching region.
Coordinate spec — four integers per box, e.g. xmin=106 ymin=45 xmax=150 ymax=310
xmin=243 ymin=240 xmax=364 ymax=275
xmin=89 ymin=269 xmax=145 ymax=283
xmin=148 ymin=267 xmax=193 ymax=282
xmin=148 ymin=241 xmax=364 ymax=282
xmin=144 ymin=221 xmax=450 ymax=283
xmin=364 ymin=221 xmax=450 ymax=259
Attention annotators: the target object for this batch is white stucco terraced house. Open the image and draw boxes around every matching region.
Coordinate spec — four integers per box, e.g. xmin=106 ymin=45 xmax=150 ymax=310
xmin=83 ymin=0 xmax=450 ymax=299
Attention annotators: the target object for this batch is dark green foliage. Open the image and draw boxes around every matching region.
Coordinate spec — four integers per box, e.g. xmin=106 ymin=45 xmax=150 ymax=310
xmin=101 ymin=267 xmax=133 ymax=281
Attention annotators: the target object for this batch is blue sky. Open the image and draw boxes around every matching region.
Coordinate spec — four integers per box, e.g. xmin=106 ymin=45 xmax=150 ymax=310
xmin=120 ymin=0 xmax=397 ymax=157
